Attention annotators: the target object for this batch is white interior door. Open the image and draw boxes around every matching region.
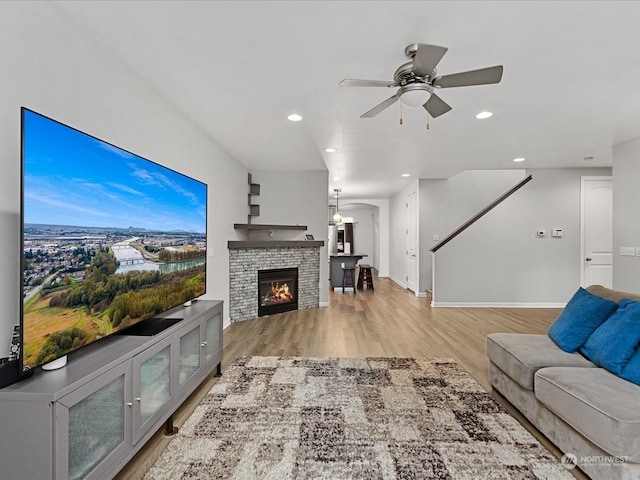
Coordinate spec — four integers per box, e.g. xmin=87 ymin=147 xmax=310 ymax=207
xmin=581 ymin=177 xmax=613 ymax=288
xmin=406 ymin=192 xmax=417 ymax=292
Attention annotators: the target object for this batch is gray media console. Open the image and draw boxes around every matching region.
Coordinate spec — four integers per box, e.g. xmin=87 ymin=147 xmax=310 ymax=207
xmin=0 ymin=299 xmax=223 ymax=480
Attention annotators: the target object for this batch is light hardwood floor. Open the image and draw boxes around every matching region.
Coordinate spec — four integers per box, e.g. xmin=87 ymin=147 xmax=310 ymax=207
xmin=117 ymin=272 xmax=585 ymax=479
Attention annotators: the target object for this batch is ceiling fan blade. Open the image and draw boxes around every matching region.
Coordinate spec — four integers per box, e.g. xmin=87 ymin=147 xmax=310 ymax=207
xmin=424 ymin=93 xmax=452 ymax=118
xmin=361 ymin=94 xmax=400 ymax=118
xmin=433 ymin=65 xmax=503 ymax=88
xmin=339 ymin=79 xmax=395 ymax=87
xmin=411 ymin=44 xmax=448 ymax=77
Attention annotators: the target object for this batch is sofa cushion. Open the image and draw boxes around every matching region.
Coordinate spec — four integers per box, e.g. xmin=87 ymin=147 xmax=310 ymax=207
xmin=486 ymin=333 xmax=595 ymax=390
xmin=581 ymin=299 xmax=640 ymax=374
xmin=535 ymin=367 xmax=640 ymax=462
xmin=548 ymin=287 xmax=618 ymax=353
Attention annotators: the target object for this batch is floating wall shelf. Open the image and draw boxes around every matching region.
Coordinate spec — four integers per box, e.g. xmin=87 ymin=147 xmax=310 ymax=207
xmin=228 ymin=240 xmax=324 ymax=249
xmin=247 ymin=173 xmax=260 ymax=223
xmin=234 ymin=223 xmax=308 ymax=231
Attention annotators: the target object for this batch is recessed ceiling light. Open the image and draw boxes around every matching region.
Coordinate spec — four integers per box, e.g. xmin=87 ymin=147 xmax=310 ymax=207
xmin=513 ymin=157 xmax=525 ymax=163
xmin=287 ymin=113 xmax=302 ymax=122
xmin=476 ymin=111 xmax=493 ymax=119
xmin=401 ymin=173 xmax=410 ymax=177
xmin=333 ymin=177 xmax=340 ymax=181
xmin=325 ymin=147 xmax=337 ymax=153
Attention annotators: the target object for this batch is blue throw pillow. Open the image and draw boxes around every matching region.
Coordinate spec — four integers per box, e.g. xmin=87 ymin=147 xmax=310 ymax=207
xmin=581 ymin=299 xmax=640 ymax=375
xmin=548 ymin=287 xmax=618 ymax=353
xmin=621 ymin=347 xmax=640 ymax=386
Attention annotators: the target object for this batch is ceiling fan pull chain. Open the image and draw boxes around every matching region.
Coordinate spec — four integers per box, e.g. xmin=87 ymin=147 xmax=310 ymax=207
xmin=400 ymin=101 xmax=403 ymax=125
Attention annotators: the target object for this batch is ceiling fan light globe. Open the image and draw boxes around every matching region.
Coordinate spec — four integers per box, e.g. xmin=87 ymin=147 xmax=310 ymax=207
xmin=401 ymin=89 xmax=431 ymax=107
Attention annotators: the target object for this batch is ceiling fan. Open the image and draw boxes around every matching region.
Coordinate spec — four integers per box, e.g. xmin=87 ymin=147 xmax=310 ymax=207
xmin=339 ymin=43 xmax=503 ymax=119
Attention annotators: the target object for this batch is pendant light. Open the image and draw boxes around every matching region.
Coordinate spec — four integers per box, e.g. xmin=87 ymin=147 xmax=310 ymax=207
xmin=333 ymin=188 xmax=342 ymax=223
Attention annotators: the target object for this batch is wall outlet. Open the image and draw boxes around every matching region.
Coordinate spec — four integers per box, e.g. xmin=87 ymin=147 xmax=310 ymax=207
xmin=551 ymin=228 xmax=563 ymax=237
xmin=621 ymin=247 xmax=635 ymax=256
xmin=537 ymin=229 xmax=546 ymax=237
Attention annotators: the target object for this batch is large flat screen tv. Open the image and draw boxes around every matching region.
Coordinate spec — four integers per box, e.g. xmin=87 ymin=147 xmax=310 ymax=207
xmin=20 ymin=107 xmax=207 ymax=373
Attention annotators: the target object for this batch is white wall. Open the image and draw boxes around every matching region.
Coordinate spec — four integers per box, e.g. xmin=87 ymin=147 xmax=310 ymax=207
xmin=432 ymin=168 xmax=611 ymax=305
xmin=249 ymin=171 xmax=329 ymax=305
xmin=613 ymin=137 xmax=640 ymax=292
xmin=351 ymin=209 xmax=376 ymax=268
xmin=0 ymin=3 xmax=246 ymax=355
xmin=419 ymin=170 xmax=527 ymax=293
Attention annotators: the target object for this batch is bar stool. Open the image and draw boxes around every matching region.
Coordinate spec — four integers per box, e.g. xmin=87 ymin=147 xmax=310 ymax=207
xmin=357 ymin=264 xmax=374 ymax=291
xmin=342 ymin=266 xmax=356 ymax=293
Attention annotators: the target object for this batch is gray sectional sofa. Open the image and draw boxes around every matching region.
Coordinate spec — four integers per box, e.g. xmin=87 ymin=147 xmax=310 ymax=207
xmin=487 ymin=285 xmax=640 ymax=480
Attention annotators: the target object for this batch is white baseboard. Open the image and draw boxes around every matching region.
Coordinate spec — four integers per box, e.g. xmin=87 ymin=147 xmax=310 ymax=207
xmin=389 ymin=275 xmax=407 ymax=289
xmin=431 ymin=302 xmax=567 ymax=308
xmin=223 ymin=317 xmax=232 ymax=330
xmin=319 ymin=302 xmax=329 ymax=307
xmin=389 ymin=276 xmax=428 ymax=297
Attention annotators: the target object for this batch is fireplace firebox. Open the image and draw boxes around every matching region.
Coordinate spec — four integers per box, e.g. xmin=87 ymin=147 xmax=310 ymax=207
xmin=258 ymin=267 xmax=298 ymax=316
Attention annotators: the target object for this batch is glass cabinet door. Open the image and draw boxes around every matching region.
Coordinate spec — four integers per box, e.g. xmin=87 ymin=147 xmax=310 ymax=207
xmin=132 ymin=337 xmax=173 ymax=442
xmin=175 ymin=322 xmax=203 ymax=402
xmin=179 ymin=324 xmax=201 ymax=386
xmin=204 ymin=310 xmax=222 ymax=369
xmin=57 ymin=361 xmax=132 ymax=480
xmin=139 ymin=345 xmax=171 ymax=423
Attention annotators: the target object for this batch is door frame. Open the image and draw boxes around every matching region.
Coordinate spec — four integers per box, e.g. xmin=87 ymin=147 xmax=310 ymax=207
xmin=406 ymin=190 xmax=417 ymax=293
xmin=580 ymin=175 xmax=613 ymax=287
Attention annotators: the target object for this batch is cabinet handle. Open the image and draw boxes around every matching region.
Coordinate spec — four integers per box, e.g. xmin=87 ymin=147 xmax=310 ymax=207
xmin=125 ymin=402 xmax=133 ymax=407
xmin=135 ymin=397 xmax=141 ymax=402
xmin=201 ymin=342 xmax=208 ymax=347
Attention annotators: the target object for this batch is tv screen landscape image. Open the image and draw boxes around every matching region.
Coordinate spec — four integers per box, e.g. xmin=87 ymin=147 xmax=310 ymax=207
xmin=21 ymin=108 xmax=207 ymax=372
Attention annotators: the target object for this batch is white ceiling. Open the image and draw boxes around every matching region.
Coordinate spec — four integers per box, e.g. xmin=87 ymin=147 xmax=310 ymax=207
xmin=54 ymin=1 xmax=640 ymax=200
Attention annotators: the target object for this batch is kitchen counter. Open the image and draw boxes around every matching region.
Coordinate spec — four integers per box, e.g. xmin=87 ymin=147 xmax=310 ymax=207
xmin=329 ymin=254 xmax=367 ymax=289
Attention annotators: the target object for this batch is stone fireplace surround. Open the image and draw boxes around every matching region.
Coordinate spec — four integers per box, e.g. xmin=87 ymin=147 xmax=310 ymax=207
xmin=228 ymin=241 xmax=324 ymax=322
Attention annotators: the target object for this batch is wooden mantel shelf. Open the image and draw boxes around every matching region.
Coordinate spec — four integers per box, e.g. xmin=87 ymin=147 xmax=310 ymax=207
xmin=228 ymin=240 xmax=324 ymax=249
xmin=234 ymin=223 xmax=307 ymax=231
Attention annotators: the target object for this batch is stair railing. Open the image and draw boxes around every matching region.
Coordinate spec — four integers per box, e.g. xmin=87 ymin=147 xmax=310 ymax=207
xmin=430 ymin=174 xmax=533 ymax=253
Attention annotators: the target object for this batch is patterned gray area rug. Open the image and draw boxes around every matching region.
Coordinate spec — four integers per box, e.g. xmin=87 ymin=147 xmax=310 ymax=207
xmin=145 ymin=356 xmax=573 ymax=479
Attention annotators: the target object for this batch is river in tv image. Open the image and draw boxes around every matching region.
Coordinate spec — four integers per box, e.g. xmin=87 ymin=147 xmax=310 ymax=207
xmin=112 ymin=238 xmax=205 ymax=274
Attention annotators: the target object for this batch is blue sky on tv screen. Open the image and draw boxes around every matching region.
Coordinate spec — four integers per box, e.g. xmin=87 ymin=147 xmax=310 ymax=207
xmin=23 ymin=110 xmax=207 ymax=233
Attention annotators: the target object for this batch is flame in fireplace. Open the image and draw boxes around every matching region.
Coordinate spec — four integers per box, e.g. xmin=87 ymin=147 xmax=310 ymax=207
xmin=261 ymin=281 xmax=294 ymax=306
